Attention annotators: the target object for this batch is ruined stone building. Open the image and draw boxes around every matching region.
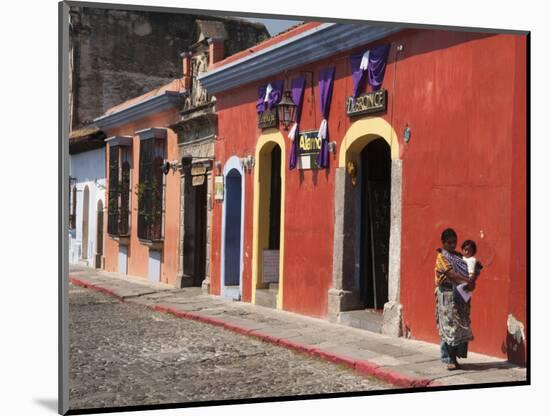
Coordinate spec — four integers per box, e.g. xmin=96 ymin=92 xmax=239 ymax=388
xmin=68 ymin=6 xmax=268 ymax=130
xmin=68 ymin=5 xmax=269 ymax=273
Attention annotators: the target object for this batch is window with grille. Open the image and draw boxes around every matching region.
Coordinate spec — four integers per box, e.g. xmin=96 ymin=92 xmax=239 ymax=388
xmin=137 ymin=137 xmax=165 ymax=241
xmin=107 ymin=145 xmax=131 ymax=236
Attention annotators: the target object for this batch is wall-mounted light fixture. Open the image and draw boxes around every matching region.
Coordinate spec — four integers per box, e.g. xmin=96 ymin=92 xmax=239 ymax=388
xmin=328 ymin=141 xmax=337 ymax=154
xmin=403 ymin=125 xmax=412 ymax=143
xmin=162 ymin=160 xmax=180 ymax=175
xmin=277 ymin=90 xmax=297 ymax=130
xmin=241 ymin=155 xmax=255 ymax=172
xmin=214 ymin=160 xmax=222 ymax=175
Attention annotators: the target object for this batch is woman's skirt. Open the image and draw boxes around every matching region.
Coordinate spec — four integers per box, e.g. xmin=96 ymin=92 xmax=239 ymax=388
xmin=435 ymin=286 xmax=474 ymax=348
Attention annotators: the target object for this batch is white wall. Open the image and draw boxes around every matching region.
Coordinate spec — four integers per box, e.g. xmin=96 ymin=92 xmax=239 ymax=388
xmin=69 ymin=147 xmax=106 ymax=267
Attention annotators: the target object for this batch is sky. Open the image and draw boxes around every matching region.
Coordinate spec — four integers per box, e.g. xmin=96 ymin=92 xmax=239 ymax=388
xmin=241 ymin=18 xmax=302 ymax=36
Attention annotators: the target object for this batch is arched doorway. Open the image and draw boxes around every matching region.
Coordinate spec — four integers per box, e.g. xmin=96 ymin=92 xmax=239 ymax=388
xmin=330 ymin=117 xmax=402 ymax=336
xmin=252 ymin=130 xmax=286 ymax=309
xmin=95 ymin=199 xmax=104 ymax=269
xmin=358 ymin=138 xmax=391 ymax=309
xmin=182 ymin=166 xmax=207 ymax=287
xmin=81 ymin=185 xmax=90 ymax=260
xmin=221 ymin=159 xmax=244 ymax=300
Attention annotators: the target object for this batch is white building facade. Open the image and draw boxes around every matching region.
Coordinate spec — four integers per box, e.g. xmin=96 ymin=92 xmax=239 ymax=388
xmin=69 ymin=147 xmax=106 ymax=268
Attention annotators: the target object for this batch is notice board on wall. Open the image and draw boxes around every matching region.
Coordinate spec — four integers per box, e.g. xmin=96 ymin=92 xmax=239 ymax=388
xmin=262 ymin=249 xmax=279 ymax=283
xmin=296 ymin=130 xmax=320 ymax=170
xmin=214 ymin=175 xmax=224 ymax=201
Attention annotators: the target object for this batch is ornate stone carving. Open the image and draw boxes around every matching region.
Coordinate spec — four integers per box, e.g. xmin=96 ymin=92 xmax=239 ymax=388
xmin=182 ymin=53 xmax=212 ymax=112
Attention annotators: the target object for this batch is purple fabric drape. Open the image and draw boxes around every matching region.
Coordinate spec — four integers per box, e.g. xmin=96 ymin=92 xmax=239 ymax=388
xmin=256 ymin=84 xmax=267 ymax=114
xmin=351 ymin=53 xmax=367 ymax=98
xmin=316 ymin=67 xmax=335 ymax=168
xmin=367 ymin=44 xmax=391 ymax=91
xmin=350 ymin=44 xmax=391 ymax=96
xmin=267 ymin=80 xmax=284 ymax=110
xmin=289 ymin=75 xmax=306 ymax=170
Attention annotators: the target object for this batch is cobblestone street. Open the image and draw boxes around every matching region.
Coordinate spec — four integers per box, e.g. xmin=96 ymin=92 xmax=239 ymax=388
xmin=69 ymin=283 xmax=392 ymax=410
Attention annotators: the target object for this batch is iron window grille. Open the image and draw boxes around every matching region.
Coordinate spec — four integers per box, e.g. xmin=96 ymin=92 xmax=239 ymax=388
xmin=107 ymin=146 xmax=132 ymax=237
xmin=137 ymin=137 xmax=165 ymax=242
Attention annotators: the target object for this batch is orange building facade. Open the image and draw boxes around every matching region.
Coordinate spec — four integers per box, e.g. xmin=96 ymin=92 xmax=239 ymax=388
xmin=95 ymin=80 xmax=184 ymax=285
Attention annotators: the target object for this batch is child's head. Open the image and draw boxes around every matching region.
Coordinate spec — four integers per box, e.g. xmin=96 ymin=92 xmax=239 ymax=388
xmin=441 ymin=228 xmax=457 ymax=252
xmin=462 ymin=240 xmax=477 ymax=257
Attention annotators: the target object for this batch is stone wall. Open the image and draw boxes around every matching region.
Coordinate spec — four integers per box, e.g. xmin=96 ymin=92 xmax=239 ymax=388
xmin=68 ymin=6 xmax=269 ymax=130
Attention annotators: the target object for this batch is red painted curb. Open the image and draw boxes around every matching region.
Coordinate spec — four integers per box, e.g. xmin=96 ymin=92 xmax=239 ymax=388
xmin=153 ymin=305 xmax=189 ymax=319
xmin=69 ymin=281 xmax=439 ymax=389
xmin=190 ymin=313 xmax=226 ymax=328
xmin=357 ymin=362 xmax=432 ymax=388
xmin=354 ymin=359 xmax=381 ymax=377
xmin=310 ymin=348 xmax=356 ymax=370
xmin=277 ymin=338 xmax=317 ymax=354
xmin=248 ymin=330 xmax=282 ymax=345
xmin=69 ymin=277 xmax=125 ymax=301
xmin=222 ymin=322 xmax=254 ymax=336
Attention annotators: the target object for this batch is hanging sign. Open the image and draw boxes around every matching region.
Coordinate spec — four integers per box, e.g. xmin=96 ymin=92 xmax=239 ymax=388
xmin=297 ymin=130 xmax=321 ymax=170
xmin=214 ymin=175 xmax=224 ymax=200
xmin=346 ymin=89 xmax=387 ymax=117
xmin=258 ymin=108 xmax=278 ymax=129
xmin=192 ymin=175 xmax=205 ymax=186
xmin=191 ymin=165 xmax=207 ymax=176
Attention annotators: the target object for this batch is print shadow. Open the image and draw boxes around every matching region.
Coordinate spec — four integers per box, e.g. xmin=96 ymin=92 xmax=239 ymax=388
xmin=34 ymin=398 xmax=58 ymax=413
xmin=459 ymin=361 xmax=522 ymax=371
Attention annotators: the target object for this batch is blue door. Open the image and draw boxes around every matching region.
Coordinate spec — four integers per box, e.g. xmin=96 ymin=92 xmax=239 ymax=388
xmin=224 ymin=169 xmax=242 ymax=287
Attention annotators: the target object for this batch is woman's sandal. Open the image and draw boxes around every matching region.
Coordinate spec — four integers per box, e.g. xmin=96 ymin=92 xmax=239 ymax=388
xmin=447 ymin=363 xmax=457 ymax=371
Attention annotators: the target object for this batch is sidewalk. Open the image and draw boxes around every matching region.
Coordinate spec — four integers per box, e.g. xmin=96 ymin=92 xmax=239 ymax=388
xmin=68 ymin=266 xmax=527 ymax=389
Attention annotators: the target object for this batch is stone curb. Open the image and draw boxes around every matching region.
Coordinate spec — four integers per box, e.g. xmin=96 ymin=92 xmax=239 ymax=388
xmin=69 ymin=276 xmax=440 ymax=389
xmin=156 ymin=304 xmax=437 ymax=388
xmin=70 ymin=276 xmax=125 ymax=301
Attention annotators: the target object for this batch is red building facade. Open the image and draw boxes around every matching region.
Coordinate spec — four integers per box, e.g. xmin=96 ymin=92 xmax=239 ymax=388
xmin=200 ymin=23 xmax=527 ymax=364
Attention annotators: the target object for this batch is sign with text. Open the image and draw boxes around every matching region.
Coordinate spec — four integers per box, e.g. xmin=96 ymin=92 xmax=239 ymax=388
xmin=258 ymin=108 xmax=278 ymax=129
xmin=346 ymin=89 xmax=387 ymax=117
xmin=191 ymin=165 xmax=207 ymax=176
xmin=296 ymin=130 xmax=321 ymax=170
xmin=214 ymin=175 xmax=224 ymax=201
xmin=192 ymin=175 xmax=205 ymax=186
xmin=262 ymin=249 xmax=279 ymax=283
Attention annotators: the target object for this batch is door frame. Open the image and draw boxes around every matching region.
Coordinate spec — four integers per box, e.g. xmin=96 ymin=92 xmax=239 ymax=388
xmin=81 ymin=185 xmax=90 ymax=260
xmin=220 ymin=156 xmax=245 ymax=300
xmin=251 ymin=130 xmax=286 ymax=309
xmin=329 ymin=117 xmax=403 ymax=336
xmin=95 ymin=199 xmax=104 ymax=269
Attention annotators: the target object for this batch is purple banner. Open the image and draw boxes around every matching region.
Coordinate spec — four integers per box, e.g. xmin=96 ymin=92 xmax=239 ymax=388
xmin=289 ymin=75 xmax=306 ymax=170
xmin=316 ymin=67 xmax=335 ymax=168
xmin=367 ymin=44 xmax=391 ymax=91
xmin=351 ymin=53 xmax=367 ymax=98
xmin=267 ymin=80 xmax=284 ymax=110
xmin=350 ymin=44 xmax=391 ymax=96
xmin=256 ymin=84 xmax=267 ymax=114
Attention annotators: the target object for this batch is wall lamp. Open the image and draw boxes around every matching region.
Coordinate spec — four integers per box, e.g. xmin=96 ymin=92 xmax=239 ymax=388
xmin=241 ymin=155 xmax=255 ymax=172
xmin=162 ymin=160 xmax=180 ymax=175
xmin=178 ymin=154 xmax=214 ymax=173
xmin=403 ymin=125 xmax=412 ymax=143
xmin=276 ymin=90 xmax=297 ymax=130
xmin=214 ymin=160 xmax=222 ymax=175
